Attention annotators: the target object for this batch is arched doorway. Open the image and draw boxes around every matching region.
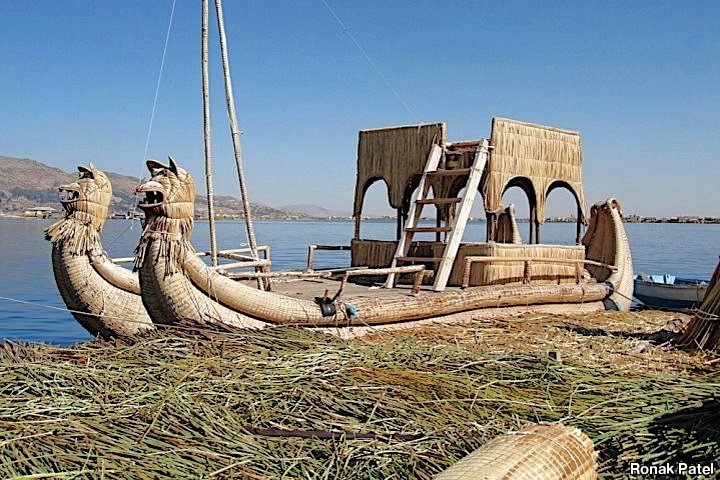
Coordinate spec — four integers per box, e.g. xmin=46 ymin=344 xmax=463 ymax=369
xmin=546 ymin=181 xmax=584 ymax=244
xmin=498 ymin=177 xmax=539 ymax=243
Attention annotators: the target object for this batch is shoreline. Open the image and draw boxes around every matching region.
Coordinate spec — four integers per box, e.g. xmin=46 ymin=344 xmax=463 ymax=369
xmin=3 ymin=213 xmax=720 ymax=224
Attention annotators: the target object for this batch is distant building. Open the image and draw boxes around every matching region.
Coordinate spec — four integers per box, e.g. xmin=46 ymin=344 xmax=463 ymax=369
xmin=110 ymin=211 xmax=143 ymax=220
xmin=24 ymin=206 xmax=56 ymax=218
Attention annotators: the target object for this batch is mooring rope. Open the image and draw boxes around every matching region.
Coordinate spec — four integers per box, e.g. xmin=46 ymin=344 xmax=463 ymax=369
xmin=0 ymin=294 xmax=157 ymax=329
xmin=0 ymin=293 xmax=388 ymax=336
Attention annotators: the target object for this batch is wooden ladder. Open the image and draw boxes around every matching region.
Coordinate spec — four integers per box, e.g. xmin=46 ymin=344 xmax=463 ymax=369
xmin=384 ymin=139 xmax=490 ymax=291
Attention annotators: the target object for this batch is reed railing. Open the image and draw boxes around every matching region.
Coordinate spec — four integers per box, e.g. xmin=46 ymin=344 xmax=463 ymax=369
xmin=461 ymin=256 xmax=617 ymax=288
xmin=111 ymin=246 xmax=271 ymax=272
xmin=306 ymin=244 xmax=351 ymax=272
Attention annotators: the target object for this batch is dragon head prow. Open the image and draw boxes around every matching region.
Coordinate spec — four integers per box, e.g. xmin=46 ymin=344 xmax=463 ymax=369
xmin=46 ymin=163 xmax=113 ymax=253
xmin=134 ymin=157 xmax=196 ymax=274
xmin=136 ymin=157 xmax=195 ymax=228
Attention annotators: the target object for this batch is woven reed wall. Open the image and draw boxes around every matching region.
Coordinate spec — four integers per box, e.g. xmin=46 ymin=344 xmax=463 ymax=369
xmin=484 ymin=117 xmax=587 ymax=224
xmin=453 ymin=243 xmax=585 ymax=287
xmin=351 ymin=239 xmax=437 ymax=270
xmin=353 ymin=123 xmax=446 ymax=217
xmin=351 ymin=239 xmax=583 ymax=287
xmin=435 ymin=423 xmax=597 ymax=480
xmin=351 ymin=239 xmax=398 ymax=268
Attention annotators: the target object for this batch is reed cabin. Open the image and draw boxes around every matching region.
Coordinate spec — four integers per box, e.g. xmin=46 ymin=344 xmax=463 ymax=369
xmin=348 ymin=117 xmax=590 ymax=291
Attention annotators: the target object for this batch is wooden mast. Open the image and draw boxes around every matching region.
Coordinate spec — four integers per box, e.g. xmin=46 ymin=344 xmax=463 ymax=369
xmin=201 ymin=0 xmax=218 ymax=266
xmin=213 ymin=0 xmax=260 ymax=263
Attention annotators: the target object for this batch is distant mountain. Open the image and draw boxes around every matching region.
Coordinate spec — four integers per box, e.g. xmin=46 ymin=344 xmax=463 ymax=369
xmin=0 ymin=155 xmax=305 ymax=219
xmin=279 ymin=204 xmax=350 ymax=218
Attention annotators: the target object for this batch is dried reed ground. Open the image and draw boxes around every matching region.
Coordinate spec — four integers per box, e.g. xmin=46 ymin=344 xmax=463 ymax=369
xmin=1 ymin=310 xmax=718 ymax=479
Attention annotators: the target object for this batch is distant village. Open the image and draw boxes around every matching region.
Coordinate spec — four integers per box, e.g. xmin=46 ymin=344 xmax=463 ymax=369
xmin=15 ymin=206 xmax=720 ymax=224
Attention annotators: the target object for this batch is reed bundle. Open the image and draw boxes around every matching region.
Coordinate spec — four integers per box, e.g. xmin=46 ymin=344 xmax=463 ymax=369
xmin=436 ymin=423 xmax=597 ymax=480
xmin=679 ymin=259 xmax=720 ymax=350
xmin=0 ymin=312 xmax=718 ymax=479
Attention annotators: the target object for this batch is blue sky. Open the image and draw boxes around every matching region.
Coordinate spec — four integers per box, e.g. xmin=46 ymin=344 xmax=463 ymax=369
xmin=2 ymin=1 xmax=718 ymax=216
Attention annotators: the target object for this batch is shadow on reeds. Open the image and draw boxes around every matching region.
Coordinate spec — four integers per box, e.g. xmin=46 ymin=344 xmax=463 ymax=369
xmin=601 ymin=398 xmax=720 ymax=474
xmin=560 ymin=323 xmax=678 ymax=345
xmin=646 ymin=398 xmax=720 ymax=464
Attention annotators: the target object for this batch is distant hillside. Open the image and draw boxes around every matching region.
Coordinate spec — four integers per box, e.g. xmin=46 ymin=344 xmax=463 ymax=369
xmin=0 ymin=155 xmax=305 ymax=219
xmin=278 ymin=204 xmax=350 ymax=218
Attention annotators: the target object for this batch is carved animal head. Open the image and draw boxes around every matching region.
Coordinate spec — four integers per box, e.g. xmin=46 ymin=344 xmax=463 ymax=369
xmin=136 ymin=157 xmax=195 ymax=235
xmin=133 ymin=157 xmax=196 ymax=273
xmin=58 ymin=163 xmax=112 ymax=231
xmin=46 ymin=163 xmax=112 ymax=252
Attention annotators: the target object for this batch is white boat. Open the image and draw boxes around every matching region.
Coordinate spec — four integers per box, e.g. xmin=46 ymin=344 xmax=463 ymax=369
xmin=633 ymin=274 xmax=708 ymax=310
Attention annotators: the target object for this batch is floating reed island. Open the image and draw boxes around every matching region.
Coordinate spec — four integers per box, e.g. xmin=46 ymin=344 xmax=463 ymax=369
xmin=1 ymin=310 xmax=719 ymax=479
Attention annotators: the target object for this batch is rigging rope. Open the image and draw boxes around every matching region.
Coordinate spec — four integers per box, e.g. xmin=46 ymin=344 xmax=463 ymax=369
xmin=320 ymin=0 xmax=419 ymax=123
xmin=141 ymin=0 xmax=177 ymax=167
xmin=112 ymin=0 xmax=177 ymax=245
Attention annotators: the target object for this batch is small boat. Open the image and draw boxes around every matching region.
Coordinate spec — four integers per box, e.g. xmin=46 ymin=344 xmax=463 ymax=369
xmin=46 ymin=164 xmax=154 ymax=338
xmin=633 ymin=274 xmax=708 ymax=310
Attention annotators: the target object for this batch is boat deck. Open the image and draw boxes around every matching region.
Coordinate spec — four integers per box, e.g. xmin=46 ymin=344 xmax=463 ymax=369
xmin=239 ymin=276 xmax=453 ymax=301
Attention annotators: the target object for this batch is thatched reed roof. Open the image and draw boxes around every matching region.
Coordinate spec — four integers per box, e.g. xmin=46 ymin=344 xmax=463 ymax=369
xmin=353 ymin=118 xmax=588 ymax=226
xmin=353 ymin=123 xmax=446 ymax=217
xmin=484 ymin=117 xmax=587 ymax=224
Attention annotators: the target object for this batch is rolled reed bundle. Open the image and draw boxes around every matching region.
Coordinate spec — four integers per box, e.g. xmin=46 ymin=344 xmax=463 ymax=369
xmin=679 ymin=259 xmax=720 ymax=350
xmin=435 ymin=423 xmax=597 ymax=480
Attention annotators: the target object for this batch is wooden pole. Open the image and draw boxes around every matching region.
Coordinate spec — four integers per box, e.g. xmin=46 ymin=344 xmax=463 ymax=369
xmin=214 ymin=0 xmax=268 ymax=289
xmin=529 ymin=205 xmax=536 ymax=244
xmin=485 ymin=212 xmax=495 ymax=242
xmin=435 ymin=206 xmax=441 ymax=242
xmin=396 ymin=208 xmax=402 ymax=240
xmin=213 ymin=0 xmax=259 ymax=261
xmin=201 ymin=0 xmax=218 ymax=266
xmin=576 ymin=211 xmax=583 ymax=245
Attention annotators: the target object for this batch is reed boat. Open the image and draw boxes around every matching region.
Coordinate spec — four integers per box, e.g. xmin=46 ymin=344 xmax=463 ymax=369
xmin=46 ymin=164 xmax=154 ymax=338
xmin=133 ymin=118 xmax=634 ymax=334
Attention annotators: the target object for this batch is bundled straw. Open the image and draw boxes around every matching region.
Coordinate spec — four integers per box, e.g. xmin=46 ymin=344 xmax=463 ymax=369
xmin=1 ymin=312 xmax=718 ymax=479
xmin=679 ymin=258 xmax=720 ymax=350
xmin=435 ymin=423 xmax=597 ymax=480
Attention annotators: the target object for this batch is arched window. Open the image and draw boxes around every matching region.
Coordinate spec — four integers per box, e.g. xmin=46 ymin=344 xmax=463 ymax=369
xmin=546 ymin=181 xmax=584 ymax=245
xmin=501 ymin=177 xmax=538 ymax=243
xmin=355 ymin=178 xmax=393 ymax=240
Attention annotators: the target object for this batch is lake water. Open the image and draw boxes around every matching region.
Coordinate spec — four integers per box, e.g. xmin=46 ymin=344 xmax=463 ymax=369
xmin=1 ymin=217 xmax=718 ymax=344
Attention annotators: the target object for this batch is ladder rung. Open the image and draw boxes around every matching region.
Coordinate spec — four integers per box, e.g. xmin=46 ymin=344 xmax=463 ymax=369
xmin=416 ymin=198 xmax=461 ymax=205
xmin=428 ymin=168 xmax=471 ymax=177
xmin=396 ymin=256 xmax=442 ymax=263
xmin=405 ymin=226 xmax=452 ymax=233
